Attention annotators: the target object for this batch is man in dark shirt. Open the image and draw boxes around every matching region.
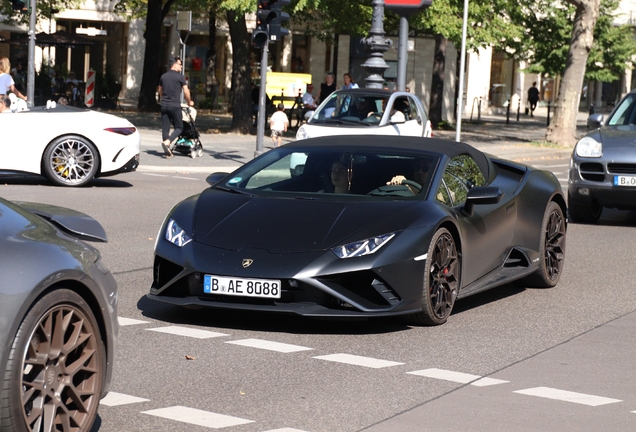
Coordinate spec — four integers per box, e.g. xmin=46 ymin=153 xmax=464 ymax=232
xmin=157 ymin=57 xmax=194 ymax=158
xmin=527 ymin=82 xmax=540 ymax=117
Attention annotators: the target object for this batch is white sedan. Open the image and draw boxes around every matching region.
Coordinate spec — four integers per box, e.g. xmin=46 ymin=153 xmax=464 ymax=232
xmin=296 ymin=89 xmax=432 ymax=140
xmin=1 ymin=104 xmax=140 ymax=186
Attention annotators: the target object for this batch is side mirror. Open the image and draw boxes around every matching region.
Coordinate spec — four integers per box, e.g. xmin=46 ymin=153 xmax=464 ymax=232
xmin=206 ymin=172 xmax=230 ymax=186
xmin=416 ymin=115 xmax=422 ymax=125
xmin=587 ymin=113 xmax=604 ymax=129
xmin=463 ymin=186 xmax=503 ymax=217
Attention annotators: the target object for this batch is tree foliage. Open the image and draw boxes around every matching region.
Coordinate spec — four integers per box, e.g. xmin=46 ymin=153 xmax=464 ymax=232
xmin=0 ymin=0 xmax=82 ymax=26
xmin=503 ymin=0 xmax=636 ymax=82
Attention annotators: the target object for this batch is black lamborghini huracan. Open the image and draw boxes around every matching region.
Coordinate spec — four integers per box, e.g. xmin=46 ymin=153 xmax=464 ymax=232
xmin=148 ymin=136 xmax=566 ymax=325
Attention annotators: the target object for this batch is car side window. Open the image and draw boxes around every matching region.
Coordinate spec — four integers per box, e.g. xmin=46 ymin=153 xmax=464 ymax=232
xmin=436 ymin=154 xmax=486 ymax=206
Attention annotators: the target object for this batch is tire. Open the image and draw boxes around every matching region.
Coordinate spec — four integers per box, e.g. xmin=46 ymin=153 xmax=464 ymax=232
xmin=524 ymin=201 xmax=566 ymax=288
xmin=1 ymin=289 xmax=105 ymax=432
xmin=568 ymin=201 xmax=602 ymax=224
xmin=42 ymin=136 xmax=100 ymax=187
xmin=406 ymin=228 xmax=460 ymax=326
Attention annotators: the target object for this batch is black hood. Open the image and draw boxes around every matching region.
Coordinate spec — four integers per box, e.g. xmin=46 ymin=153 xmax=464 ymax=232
xmin=193 ymin=189 xmax=420 ymax=253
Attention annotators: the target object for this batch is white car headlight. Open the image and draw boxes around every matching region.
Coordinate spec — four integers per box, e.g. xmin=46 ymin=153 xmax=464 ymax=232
xmin=575 ymin=136 xmax=602 ymax=158
xmin=296 ymin=125 xmax=309 ymax=140
xmin=165 ymin=219 xmax=192 ymax=247
xmin=332 ymin=233 xmax=396 ymax=259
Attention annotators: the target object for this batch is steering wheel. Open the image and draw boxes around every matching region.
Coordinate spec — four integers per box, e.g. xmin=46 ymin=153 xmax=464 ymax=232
xmin=401 ymin=179 xmax=422 ymax=192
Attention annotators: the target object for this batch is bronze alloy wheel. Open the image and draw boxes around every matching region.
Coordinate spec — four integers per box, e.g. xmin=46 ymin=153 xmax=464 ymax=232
xmin=43 ymin=136 xmax=99 ymax=187
xmin=524 ymin=201 xmax=566 ymax=288
xmin=2 ymin=289 xmax=105 ymax=432
xmin=406 ymin=228 xmax=460 ymax=326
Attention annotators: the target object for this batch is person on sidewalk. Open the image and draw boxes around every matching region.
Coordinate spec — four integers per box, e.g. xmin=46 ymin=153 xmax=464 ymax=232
xmin=157 ymin=57 xmax=194 ymax=158
xmin=527 ymin=82 xmax=540 ymax=117
xmin=269 ymin=103 xmax=289 ymax=147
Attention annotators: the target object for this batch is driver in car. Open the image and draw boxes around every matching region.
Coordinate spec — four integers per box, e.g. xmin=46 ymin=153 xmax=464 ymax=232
xmin=387 ymin=157 xmax=433 ymax=194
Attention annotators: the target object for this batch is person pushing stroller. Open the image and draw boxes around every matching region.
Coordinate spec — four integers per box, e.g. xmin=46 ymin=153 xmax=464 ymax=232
xmin=158 ymin=56 xmax=194 ymax=158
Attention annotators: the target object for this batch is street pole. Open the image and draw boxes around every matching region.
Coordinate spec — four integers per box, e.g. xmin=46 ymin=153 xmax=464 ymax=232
xmin=396 ymin=14 xmax=408 ymax=91
xmin=455 ymin=0 xmax=468 ymax=142
xmin=361 ymin=0 xmax=392 ymax=89
xmin=26 ymin=0 xmax=36 ymax=106
xmin=255 ymin=42 xmax=268 ymax=158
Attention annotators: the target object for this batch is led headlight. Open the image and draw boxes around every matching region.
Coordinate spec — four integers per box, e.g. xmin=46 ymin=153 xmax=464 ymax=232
xmin=165 ymin=219 xmax=192 ymax=247
xmin=575 ymin=136 xmax=602 ymax=158
xmin=332 ymin=232 xmax=396 ymax=259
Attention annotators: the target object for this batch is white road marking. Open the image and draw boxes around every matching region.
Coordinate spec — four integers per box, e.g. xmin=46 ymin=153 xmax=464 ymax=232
xmin=141 ymin=406 xmax=254 ymax=428
xmin=100 ymin=392 xmax=150 ymax=407
xmin=226 ymin=338 xmax=313 ymax=353
xmin=514 ymin=387 xmax=622 ymax=406
xmin=263 ymin=429 xmax=310 ymax=432
xmin=173 ymin=175 xmax=198 ymax=180
xmin=313 ymin=353 xmax=404 ymax=369
xmin=407 ymin=368 xmax=508 ymax=386
xmin=118 ymin=317 xmax=149 ymax=326
xmin=146 ymin=326 xmax=229 ymax=339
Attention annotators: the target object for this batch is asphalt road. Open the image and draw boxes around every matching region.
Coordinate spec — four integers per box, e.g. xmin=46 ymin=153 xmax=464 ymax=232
xmin=2 ymin=125 xmax=636 ymax=432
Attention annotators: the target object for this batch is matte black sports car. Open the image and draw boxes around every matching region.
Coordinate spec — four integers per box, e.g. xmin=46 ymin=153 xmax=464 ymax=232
xmin=569 ymin=89 xmax=636 ymax=223
xmin=149 ymin=136 xmax=566 ymax=325
xmin=0 ymin=198 xmax=118 ymax=432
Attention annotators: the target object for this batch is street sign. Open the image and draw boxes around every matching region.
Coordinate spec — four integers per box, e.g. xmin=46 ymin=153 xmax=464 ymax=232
xmin=385 ymin=0 xmax=432 ymax=14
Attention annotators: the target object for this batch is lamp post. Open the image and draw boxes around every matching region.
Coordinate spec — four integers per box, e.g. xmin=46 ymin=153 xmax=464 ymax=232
xmin=361 ymin=0 xmax=392 ymax=89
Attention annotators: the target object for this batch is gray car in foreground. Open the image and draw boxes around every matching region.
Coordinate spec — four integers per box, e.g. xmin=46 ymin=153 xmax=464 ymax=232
xmin=0 ymin=197 xmax=118 ymax=432
xmin=569 ymin=90 xmax=636 ymax=223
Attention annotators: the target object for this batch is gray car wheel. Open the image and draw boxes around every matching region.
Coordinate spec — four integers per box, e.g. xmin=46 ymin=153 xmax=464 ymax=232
xmin=42 ymin=136 xmax=100 ymax=187
xmin=524 ymin=201 xmax=566 ymax=288
xmin=406 ymin=228 xmax=460 ymax=326
xmin=1 ymin=289 xmax=105 ymax=432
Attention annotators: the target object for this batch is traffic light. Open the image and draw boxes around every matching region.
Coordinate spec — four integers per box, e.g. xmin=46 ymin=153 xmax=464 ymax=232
xmin=10 ymin=0 xmax=27 ymax=11
xmin=252 ymin=0 xmax=270 ymax=47
xmin=268 ymin=0 xmax=290 ymax=42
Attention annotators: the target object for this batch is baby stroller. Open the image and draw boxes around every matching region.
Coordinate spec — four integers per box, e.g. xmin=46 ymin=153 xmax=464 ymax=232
xmin=172 ymin=105 xmax=204 ymax=158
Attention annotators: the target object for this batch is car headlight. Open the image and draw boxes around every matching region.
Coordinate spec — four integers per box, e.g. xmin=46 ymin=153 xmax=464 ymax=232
xmin=332 ymin=233 xmax=396 ymax=259
xmin=165 ymin=219 xmax=192 ymax=247
xmin=296 ymin=125 xmax=308 ymax=140
xmin=575 ymin=136 xmax=602 ymax=158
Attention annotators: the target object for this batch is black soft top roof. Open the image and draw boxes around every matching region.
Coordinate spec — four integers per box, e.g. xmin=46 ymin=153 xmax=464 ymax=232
xmin=286 ymin=135 xmax=491 ymax=180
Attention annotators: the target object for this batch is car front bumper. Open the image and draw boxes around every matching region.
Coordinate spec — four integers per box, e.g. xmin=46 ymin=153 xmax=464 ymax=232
xmin=568 ymin=157 xmax=636 ymax=210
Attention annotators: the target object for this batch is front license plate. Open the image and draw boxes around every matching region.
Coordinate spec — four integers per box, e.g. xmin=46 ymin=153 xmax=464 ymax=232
xmin=614 ymin=175 xmax=636 ymax=187
xmin=203 ymin=275 xmax=281 ymax=299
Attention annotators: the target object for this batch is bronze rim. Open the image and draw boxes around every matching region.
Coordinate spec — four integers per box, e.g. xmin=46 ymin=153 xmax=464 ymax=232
xmin=21 ymin=304 xmax=102 ymax=432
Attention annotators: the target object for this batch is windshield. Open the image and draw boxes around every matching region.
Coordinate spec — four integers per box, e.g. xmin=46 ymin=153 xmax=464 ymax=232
xmin=218 ymin=147 xmax=440 ymax=199
xmin=309 ymin=92 xmax=389 ymax=125
xmin=608 ymin=94 xmax=636 ymax=126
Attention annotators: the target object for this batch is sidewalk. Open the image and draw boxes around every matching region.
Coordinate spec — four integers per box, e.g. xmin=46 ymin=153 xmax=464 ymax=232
xmin=116 ymin=104 xmax=585 ymax=173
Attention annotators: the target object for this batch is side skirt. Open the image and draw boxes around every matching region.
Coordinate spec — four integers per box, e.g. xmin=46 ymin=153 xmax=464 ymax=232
xmin=457 ymin=246 xmax=539 ymax=299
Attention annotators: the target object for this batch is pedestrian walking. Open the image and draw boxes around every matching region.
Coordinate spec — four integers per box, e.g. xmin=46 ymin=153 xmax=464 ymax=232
xmin=157 ymin=57 xmax=194 ymax=158
xmin=527 ymin=82 xmax=540 ymax=117
xmin=269 ymin=103 xmax=289 ymax=147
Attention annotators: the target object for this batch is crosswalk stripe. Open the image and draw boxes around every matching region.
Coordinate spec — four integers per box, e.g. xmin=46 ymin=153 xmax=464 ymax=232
xmin=514 ymin=387 xmax=622 ymax=406
xmin=226 ymin=339 xmax=313 ymax=353
xmin=118 ymin=317 xmax=149 ymax=326
xmin=141 ymin=406 xmax=254 ymax=428
xmin=407 ymin=368 xmax=508 ymax=386
xmin=262 ymin=428 xmax=311 ymax=432
xmin=313 ymin=353 xmax=404 ymax=369
xmin=100 ymin=392 xmax=150 ymax=407
xmin=146 ymin=326 xmax=229 ymax=339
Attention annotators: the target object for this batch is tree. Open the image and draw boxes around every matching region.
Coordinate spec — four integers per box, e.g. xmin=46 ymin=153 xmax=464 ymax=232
xmin=505 ymin=0 xmax=635 ymax=146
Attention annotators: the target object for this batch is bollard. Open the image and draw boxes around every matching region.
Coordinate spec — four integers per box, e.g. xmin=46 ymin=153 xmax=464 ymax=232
xmin=477 ymin=98 xmax=481 ymax=124
xmin=516 ymin=97 xmax=520 ymax=121
xmin=589 ymin=104 xmax=595 ymax=115
xmin=506 ymin=99 xmax=511 ymax=124
xmin=547 ymin=102 xmax=551 ymax=126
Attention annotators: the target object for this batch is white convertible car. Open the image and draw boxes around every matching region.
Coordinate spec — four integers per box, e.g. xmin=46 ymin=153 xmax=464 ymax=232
xmin=296 ymin=89 xmax=433 ymax=140
xmin=1 ymin=104 xmax=140 ymax=186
